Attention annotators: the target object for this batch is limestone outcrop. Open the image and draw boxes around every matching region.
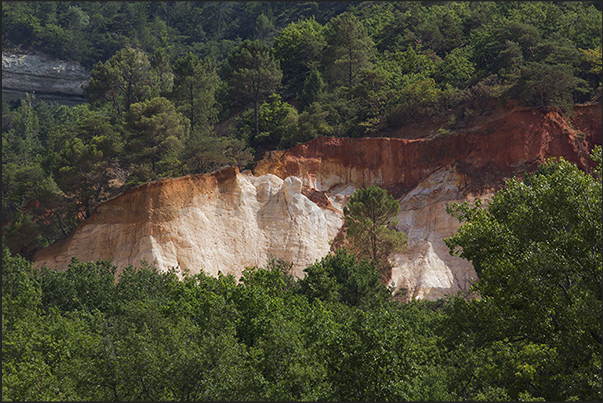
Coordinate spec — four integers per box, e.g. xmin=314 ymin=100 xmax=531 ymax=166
xmin=2 ymin=52 xmax=90 ymax=96
xmin=32 ymin=104 xmax=602 ymax=300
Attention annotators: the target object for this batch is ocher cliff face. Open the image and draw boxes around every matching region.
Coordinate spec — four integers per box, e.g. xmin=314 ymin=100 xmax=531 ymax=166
xmin=32 ymin=105 xmax=602 ymax=300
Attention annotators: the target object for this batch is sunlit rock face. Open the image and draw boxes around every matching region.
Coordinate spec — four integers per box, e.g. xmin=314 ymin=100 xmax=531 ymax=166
xmin=2 ymin=52 xmax=90 ymax=96
xmin=33 ymin=167 xmax=343 ymax=279
xmin=33 ymin=104 xmax=602 ymax=300
xmin=392 ymin=166 xmax=487 ymax=300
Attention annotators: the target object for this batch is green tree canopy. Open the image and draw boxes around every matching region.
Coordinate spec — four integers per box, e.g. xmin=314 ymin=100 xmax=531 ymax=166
xmin=444 ymin=147 xmax=602 ymax=401
xmin=150 ymin=47 xmax=174 ymax=96
xmin=123 ymin=97 xmax=189 ymax=183
xmin=272 ymin=17 xmax=325 ymax=95
xmin=298 ymin=248 xmax=391 ymax=308
xmin=297 ymin=68 xmax=327 ymax=112
xmin=171 ymin=52 xmax=219 ymax=132
xmin=435 ymin=46 xmax=475 ymax=89
xmin=84 ymin=47 xmax=159 ymax=115
xmin=180 ymin=135 xmax=253 ymax=175
xmin=322 ymin=12 xmax=376 ymax=89
xmin=253 ymin=13 xmax=274 ymax=43
xmin=227 ymin=39 xmax=283 ymax=141
xmin=234 ymin=93 xmax=297 ymax=150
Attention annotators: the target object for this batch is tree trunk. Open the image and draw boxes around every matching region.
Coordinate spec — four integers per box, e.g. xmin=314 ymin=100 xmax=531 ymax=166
xmin=126 ymin=73 xmax=133 ymax=111
xmin=190 ymin=80 xmax=195 ymax=130
xmin=54 ymin=211 xmax=67 ymax=237
xmin=254 ymin=99 xmax=259 ymax=141
xmin=348 ymin=43 xmax=354 ymax=89
xmin=371 ymin=231 xmax=377 ymax=262
xmin=109 ymin=90 xmax=121 ymax=115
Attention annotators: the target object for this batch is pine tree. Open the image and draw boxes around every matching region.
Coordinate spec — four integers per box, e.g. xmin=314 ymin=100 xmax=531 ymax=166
xmin=84 ymin=47 xmax=158 ymax=114
xmin=323 ymin=13 xmax=376 ymax=89
xmin=227 ymin=40 xmax=282 ymax=142
xmin=298 ymin=68 xmax=326 ymax=112
xmin=341 ymin=186 xmax=407 ymax=282
xmin=171 ymin=52 xmax=219 ymax=132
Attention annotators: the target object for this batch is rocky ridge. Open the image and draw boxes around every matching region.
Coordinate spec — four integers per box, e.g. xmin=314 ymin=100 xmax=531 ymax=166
xmin=32 ymin=104 xmax=602 ymax=300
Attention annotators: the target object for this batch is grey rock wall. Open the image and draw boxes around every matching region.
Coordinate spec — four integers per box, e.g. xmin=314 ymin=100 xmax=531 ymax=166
xmin=2 ymin=52 xmax=90 ymax=96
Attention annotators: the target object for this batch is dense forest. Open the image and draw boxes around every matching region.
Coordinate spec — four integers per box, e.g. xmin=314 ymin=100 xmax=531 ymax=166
xmin=2 ymin=2 xmax=602 ymax=401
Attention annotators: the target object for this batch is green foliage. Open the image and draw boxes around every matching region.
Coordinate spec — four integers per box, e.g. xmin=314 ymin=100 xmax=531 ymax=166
xmin=181 ymin=134 xmax=253 ymax=175
xmin=436 ymin=46 xmax=476 ymax=88
xmin=2 ymin=247 xmax=41 ymax=327
xmin=444 ymin=154 xmax=602 ymax=401
xmin=309 ymin=85 xmax=363 ymax=137
xmin=227 ymin=39 xmax=283 ymax=140
xmin=1 ymin=161 xmax=63 ymax=257
xmin=317 ymin=305 xmax=422 ymax=400
xmin=84 ymin=46 xmax=158 ymax=115
xmin=150 ymin=47 xmax=174 ymax=96
xmin=38 ymin=258 xmax=119 ymax=314
xmin=580 ymin=45 xmax=602 ymax=75
xmin=322 ymin=12 xmax=376 ymax=89
xmin=341 ymin=185 xmax=407 ymax=280
xmin=381 ymin=44 xmax=434 ymax=80
xmin=235 ymin=93 xmax=298 ymax=149
xmin=240 ymin=256 xmax=297 ymax=299
xmin=299 ymin=248 xmax=391 ymax=308
xmin=3 ymin=1 xmax=600 ymax=111
xmin=2 ymin=163 xmax=56 ymax=218
xmin=3 ymin=248 xmax=413 ymax=401
xmin=2 ymin=208 xmax=48 ymax=260
xmin=504 ymin=31 xmax=590 ymax=110
xmin=123 ymin=97 xmax=189 ymax=183
xmin=349 ymin=68 xmax=396 ymax=134
xmin=1 ymin=100 xmax=124 ymax=258
xmin=272 ymin=17 xmax=325 ymax=95
xmin=49 ymin=115 xmax=122 ymax=218
xmin=2 ymin=94 xmax=42 ymax=165
xmin=297 ymin=68 xmax=327 ymax=112
xmin=253 ymin=13 xmax=274 ymax=43
xmin=280 ymin=102 xmax=333 ymax=149
xmin=171 ymin=52 xmax=219 ymax=131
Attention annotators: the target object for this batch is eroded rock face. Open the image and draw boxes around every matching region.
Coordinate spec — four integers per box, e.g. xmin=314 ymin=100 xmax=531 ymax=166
xmin=393 ymin=166 xmax=487 ymax=300
xmin=32 ymin=105 xmax=602 ymax=300
xmin=33 ymin=167 xmax=343 ymax=279
xmin=2 ymin=52 xmax=90 ymax=96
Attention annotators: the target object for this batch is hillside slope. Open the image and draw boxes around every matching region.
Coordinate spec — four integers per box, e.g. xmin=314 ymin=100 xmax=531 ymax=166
xmin=33 ymin=104 xmax=602 ymax=300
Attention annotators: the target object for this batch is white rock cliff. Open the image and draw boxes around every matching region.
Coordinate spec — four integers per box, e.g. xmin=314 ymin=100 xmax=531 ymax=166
xmin=33 ymin=167 xmax=343 ymax=280
xmin=33 ymin=164 xmax=478 ymax=300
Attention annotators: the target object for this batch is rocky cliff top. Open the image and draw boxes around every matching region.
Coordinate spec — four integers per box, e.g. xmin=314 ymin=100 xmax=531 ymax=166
xmin=255 ymin=105 xmax=601 ymax=196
